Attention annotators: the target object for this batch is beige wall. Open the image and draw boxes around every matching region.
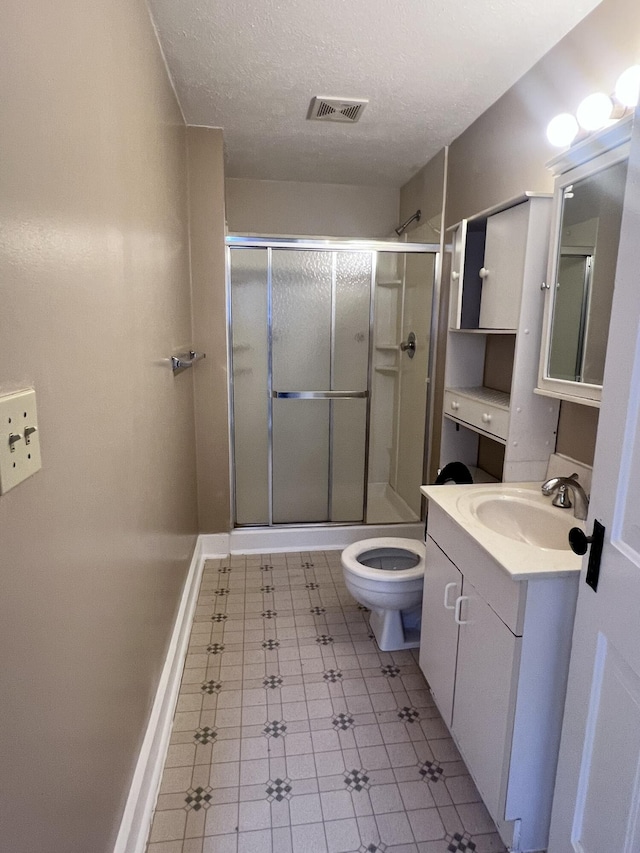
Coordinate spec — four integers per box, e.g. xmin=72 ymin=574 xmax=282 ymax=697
xmin=399 ymin=151 xmax=447 ymax=243
xmin=0 ymin=2 xmax=197 ymax=851
xmin=187 ymin=129 xmax=231 ymax=532
xmin=226 ymin=177 xmax=400 ymax=237
xmin=431 ymin=0 xmax=640 ymax=467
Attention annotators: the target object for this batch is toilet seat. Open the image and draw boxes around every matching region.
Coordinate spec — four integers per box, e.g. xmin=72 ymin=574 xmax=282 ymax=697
xmin=341 ymin=537 xmax=425 ymax=582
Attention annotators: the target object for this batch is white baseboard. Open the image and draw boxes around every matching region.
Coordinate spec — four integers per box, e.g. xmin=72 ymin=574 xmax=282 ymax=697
xmin=199 ymin=532 xmax=231 ymax=558
xmin=113 ymin=537 xmax=205 ymax=853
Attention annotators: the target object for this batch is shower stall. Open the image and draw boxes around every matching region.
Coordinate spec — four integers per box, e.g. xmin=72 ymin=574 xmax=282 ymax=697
xmin=227 ymin=237 xmax=439 ymax=528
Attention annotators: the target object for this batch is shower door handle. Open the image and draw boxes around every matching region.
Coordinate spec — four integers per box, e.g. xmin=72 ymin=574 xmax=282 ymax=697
xmin=271 ymin=390 xmax=369 ymax=399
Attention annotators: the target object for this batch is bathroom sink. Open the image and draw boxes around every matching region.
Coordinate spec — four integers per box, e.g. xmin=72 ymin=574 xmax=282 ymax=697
xmin=456 ymin=487 xmax=581 ymax=551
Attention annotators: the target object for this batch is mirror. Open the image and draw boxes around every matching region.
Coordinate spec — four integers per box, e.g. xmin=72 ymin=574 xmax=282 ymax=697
xmin=538 ymin=123 xmax=631 ymax=405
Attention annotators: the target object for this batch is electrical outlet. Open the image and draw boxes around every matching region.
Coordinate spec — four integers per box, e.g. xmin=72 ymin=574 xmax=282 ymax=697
xmin=0 ymin=389 xmax=42 ymax=494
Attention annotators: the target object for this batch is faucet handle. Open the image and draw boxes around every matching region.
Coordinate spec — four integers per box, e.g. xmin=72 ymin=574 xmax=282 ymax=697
xmin=552 ymin=484 xmax=573 ymax=509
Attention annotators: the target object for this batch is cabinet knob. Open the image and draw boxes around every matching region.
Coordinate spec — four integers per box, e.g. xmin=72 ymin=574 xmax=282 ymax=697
xmin=482 ymin=413 xmax=492 ymax=424
xmin=479 ymin=267 xmax=490 ymax=279
xmin=451 ymin=401 xmax=460 ymax=411
xmin=451 ymin=271 xmax=460 ymax=281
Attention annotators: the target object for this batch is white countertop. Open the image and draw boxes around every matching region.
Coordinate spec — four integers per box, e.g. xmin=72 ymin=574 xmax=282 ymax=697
xmin=421 ymin=481 xmax=583 ymax=580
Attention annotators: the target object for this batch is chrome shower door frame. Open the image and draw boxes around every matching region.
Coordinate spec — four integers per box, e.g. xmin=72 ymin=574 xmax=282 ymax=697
xmin=227 ymin=237 xmax=440 ymax=529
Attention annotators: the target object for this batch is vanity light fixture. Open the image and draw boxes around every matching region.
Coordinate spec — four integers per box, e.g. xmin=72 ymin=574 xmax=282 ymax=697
xmin=546 ymin=63 xmax=639 ymax=148
xmin=615 ymin=65 xmax=640 ymax=108
xmin=576 ymin=92 xmax=614 ymax=131
xmin=546 ymin=113 xmax=579 ymax=148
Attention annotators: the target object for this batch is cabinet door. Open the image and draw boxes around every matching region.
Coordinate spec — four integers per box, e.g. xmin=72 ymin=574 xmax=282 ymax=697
xmin=451 ymin=577 xmax=521 ymax=820
xmin=419 ymin=537 xmax=461 ymax=726
xmin=448 ymin=221 xmax=466 ymax=329
xmin=479 ymin=203 xmax=529 ymax=330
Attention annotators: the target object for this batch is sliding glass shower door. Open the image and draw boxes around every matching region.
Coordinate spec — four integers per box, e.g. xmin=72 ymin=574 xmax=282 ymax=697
xmin=230 ymin=246 xmax=372 ymax=525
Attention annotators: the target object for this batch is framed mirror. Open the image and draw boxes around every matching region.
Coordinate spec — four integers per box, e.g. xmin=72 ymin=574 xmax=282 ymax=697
xmin=537 ymin=118 xmax=632 ymax=406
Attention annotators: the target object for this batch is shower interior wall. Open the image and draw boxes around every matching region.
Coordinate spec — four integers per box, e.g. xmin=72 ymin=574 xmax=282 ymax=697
xmin=368 ymin=227 xmax=435 ymax=522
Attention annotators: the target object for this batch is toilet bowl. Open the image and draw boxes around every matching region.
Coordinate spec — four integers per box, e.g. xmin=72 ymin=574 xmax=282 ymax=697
xmin=341 ymin=537 xmax=426 ymax=651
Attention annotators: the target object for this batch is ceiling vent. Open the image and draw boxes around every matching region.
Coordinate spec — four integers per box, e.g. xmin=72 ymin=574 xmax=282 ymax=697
xmin=308 ymin=97 xmax=368 ymax=123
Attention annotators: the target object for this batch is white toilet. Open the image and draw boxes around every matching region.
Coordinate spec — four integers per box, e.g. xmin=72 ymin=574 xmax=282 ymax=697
xmin=341 ymin=537 xmax=426 ymax=651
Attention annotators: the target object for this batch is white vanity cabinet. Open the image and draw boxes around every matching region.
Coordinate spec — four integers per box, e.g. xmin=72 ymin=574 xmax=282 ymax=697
xmin=420 ymin=501 xmax=579 ymax=853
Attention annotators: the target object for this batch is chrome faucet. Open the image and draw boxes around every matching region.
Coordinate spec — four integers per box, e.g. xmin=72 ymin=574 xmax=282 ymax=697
xmin=541 ymin=472 xmax=589 ymax=520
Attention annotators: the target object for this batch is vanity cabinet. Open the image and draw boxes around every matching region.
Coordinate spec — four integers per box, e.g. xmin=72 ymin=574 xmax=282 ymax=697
xmin=442 ymin=194 xmax=560 ymax=482
xmin=420 ymin=502 xmax=579 ymax=852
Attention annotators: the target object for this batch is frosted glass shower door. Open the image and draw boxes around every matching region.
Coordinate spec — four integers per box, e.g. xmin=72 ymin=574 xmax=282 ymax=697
xmin=271 ymin=250 xmax=371 ymax=524
xmin=230 ymin=249 xmax=269 ymax=524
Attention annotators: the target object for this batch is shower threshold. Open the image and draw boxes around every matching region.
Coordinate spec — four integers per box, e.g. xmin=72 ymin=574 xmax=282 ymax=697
xmin=229 ymin=521 xmax=424 ymax=555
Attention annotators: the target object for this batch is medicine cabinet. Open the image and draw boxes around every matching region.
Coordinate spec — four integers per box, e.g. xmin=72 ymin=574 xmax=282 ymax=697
xmin=536 ymin=116 xmax=632 ymax=406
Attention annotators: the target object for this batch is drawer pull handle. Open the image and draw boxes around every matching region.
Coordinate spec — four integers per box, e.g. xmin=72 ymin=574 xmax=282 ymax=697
xmin=443 ymin=582 xmax=458 ymax=610
xmin=479 ymin=267 xmax=490 ymax=280
xmin=451 ymin=401 xmax=460 ymax=411
xmin=454 ymin=596 xmax=470 ymax=625
xmin=482 ymin=413 xmax=492 ymax=424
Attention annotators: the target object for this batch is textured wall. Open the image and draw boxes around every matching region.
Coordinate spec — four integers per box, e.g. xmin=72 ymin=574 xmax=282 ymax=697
xmin=188 ymin=128 xmax=231 ymax=532
xmin=226 ymin=178 xmax=400 ymax=237
xmin=0 ymin=2 xmax=197 ymax=851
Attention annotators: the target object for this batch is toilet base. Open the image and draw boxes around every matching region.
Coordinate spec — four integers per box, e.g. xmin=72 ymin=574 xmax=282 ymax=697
xmin=369 ymin=608 xmax=421 ymax=651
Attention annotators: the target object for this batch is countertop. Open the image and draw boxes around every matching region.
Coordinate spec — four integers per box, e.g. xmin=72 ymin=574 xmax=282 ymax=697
xmin=421 ymin=481 xmax=583 ymax=580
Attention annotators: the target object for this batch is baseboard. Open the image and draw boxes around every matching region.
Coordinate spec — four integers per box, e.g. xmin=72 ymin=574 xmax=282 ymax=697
xmin=199 ymin=532 xmax=231 ymax=558
xmin=113 ymin=537 xmax=205 ymax=853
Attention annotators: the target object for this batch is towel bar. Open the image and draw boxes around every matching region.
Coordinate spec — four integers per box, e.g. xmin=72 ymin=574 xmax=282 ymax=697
xmin=171 ymin=350 xmax=206 ymax=374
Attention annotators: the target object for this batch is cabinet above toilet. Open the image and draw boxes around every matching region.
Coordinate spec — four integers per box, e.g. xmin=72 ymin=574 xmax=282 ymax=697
xmin=442 ymin=194 xmax=560 ymax=483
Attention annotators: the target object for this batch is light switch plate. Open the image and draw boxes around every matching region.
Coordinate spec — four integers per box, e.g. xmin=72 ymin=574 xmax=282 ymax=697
xmin=0 ymin=389 xmax=42 ymax=494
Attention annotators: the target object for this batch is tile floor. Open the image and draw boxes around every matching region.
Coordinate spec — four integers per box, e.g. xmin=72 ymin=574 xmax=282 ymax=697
xmin=146 ymin=551 xmax=507 ymax=853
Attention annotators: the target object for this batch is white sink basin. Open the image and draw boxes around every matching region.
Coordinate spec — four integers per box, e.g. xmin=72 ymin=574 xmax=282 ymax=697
xmin=456 ymin=487 xmax=581 ymax=552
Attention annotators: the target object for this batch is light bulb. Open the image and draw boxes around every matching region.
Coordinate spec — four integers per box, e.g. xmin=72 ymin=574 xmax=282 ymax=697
xmin=615 ymin=65 xmax=640 ymax=108
xmin=576 ymin=92 xmax=613 ymax=131
xmin=546 ymin=113 xmax=579 ymax=147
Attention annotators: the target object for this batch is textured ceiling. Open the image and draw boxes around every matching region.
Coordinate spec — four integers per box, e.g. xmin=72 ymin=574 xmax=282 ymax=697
xmin=147 ymin=0 xmax=602 ymax=187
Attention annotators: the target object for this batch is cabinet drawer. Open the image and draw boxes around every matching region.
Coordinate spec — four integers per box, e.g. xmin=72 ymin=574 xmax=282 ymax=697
xmin=444 ymin=389 xmax=509 ymax=441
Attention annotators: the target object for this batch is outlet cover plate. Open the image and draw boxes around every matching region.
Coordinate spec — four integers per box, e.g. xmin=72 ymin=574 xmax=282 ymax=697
xmin=0 ymin=389 xmax=42 ymax=494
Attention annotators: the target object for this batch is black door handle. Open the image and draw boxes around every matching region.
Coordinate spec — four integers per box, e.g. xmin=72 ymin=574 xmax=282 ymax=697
xmin=569 ymin=520 xmax=605 ymax=592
